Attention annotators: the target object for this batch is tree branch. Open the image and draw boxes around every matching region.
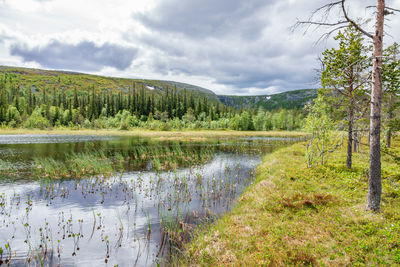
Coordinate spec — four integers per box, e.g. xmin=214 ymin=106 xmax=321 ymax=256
xmin=385 ymin=7 xmax=400 ymax=13
xmin=341 ymin=0 xmax=373 ymax=39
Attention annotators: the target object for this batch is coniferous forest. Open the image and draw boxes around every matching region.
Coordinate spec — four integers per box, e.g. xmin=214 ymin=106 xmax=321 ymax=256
xmin=0 ymin=67 xmax=305 ymax=131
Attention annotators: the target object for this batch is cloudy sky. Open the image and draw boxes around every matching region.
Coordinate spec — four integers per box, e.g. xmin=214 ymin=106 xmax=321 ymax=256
xmin=0 ymin=0 xmax=399 ymax=95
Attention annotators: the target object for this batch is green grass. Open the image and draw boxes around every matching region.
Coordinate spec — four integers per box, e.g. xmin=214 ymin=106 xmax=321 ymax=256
xmin=33 ymin=152 xmax=114 ymax=179
xmin=31 ymin=144 xmax=216 ymax=179
xmin=182 ymin=138 xmax=400 ymax=266
xmin=125 ymin=143 xmax=215 ymax=171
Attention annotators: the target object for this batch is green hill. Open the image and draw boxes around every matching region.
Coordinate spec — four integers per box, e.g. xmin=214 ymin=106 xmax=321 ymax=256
xmin=0 ymin=66 xmax=216 ymax=100
xmin=0 ymin=66 xmax=316 ymax=111
xmin=0 ymin=66 xmax=310 ymax=131
xmin=217 ymin=89 xmax=318 ymax=110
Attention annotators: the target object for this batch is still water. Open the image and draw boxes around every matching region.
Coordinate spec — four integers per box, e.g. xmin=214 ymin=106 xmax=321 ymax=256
xmin=0 ymin=135 xmax=297 ymax=266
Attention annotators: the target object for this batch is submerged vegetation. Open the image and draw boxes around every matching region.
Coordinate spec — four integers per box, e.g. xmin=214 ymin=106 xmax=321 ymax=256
xmin=183 ymin=138 xmax=400 ymax=266
xmin=0 ymin=135 xmax=284 ymax=265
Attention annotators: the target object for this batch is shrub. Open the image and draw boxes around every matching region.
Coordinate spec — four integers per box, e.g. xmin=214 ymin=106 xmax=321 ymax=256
xmin=24 ymin=108 xmax=50 ymax=129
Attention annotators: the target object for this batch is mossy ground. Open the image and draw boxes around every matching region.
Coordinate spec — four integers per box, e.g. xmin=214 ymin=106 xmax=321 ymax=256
xmin=182 ymin=138 xmax=400 ymax=266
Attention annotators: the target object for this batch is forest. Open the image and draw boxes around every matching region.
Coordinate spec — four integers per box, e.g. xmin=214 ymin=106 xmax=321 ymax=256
xmin=0 ymin=68 xmax=304 ymax=131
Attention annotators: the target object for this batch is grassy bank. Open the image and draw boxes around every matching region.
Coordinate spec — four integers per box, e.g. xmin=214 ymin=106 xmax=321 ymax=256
xmin=0 ymin=128 xmax=308 ymax=139
xmin=183 ymin=139 xmax=400 ymax=266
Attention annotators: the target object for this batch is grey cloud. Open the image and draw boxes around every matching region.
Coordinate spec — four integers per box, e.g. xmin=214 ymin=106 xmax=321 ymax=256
xmin=129 ymin=0 xmax=324 ymax=93
xmin=135 ymin=0 xmax=276 ymax=39
xmin=139 ymin=34 xmax=185 ymax=57
xmin=212 ymin=61 xmax=315 ymax=89
xmin=10 ymin=40 xmax=137 ymax=71
xmin=143 ymin=31 xmax=319 ymax=91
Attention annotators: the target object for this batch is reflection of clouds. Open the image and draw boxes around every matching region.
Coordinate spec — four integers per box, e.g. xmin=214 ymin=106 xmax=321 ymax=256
xmin=1 ymin=153 xmax=260 ymax=265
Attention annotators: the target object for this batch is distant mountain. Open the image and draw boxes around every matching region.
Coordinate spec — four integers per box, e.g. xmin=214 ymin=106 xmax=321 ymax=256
xmin=217 ymin=89 xmax=318 ymax=110
xmin=0 ymin=66 xmax=317 ymax=110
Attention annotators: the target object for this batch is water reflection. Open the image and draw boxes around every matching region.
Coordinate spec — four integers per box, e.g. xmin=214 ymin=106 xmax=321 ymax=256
xmin=0 ymin=135 xmax=296 ymax=266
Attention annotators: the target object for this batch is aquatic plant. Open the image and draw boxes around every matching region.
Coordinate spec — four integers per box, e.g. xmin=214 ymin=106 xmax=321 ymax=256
xmin=0 ymin=136 xmax=286 ymax=265
xmin=0 ymin=159 xmax=17 ymax=177
xmin=33 ymin=152 xmax=114 ymax=179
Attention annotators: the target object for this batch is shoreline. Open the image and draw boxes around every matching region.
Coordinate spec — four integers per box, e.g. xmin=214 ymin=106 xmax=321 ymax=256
xmin=0 ymin=128 xmax=309 ymax=138
xmin=182 ymin=139 xmax=400 ymax=265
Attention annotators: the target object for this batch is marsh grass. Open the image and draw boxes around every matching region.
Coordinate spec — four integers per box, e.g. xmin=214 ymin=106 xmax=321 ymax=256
xmin=127 ymin=144 xmax=215 ymax=172
xmin=31 ymin=144 xmax=217 ymax=179
xmin=159 ymin=212 xmax=192 ymax=261
xmin=0 ymin=137 xmax=265 ymax=265
xmin=34 ymin=152 xmax=114 ymax=179
xmin=182 ymin=138 xmax=400 ymax=266
xmin=0 ymin=159 xmax=17 ymax=176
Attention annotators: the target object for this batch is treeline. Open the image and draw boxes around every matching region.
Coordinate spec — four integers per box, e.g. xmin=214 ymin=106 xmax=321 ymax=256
xmin=0 ymin=74 xmax=304 ymax=131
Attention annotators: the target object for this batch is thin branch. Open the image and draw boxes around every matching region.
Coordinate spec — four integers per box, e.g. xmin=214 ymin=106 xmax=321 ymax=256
xmin=291 ymin=1 xmax=343 ymax=33
xmin=295 ymin=20 xmax=348 ymax=28
xmin=315 ymin=25 xmax=348 ymax=44
xmin=341 ymin=0 xmax=373 ymax=39
xmin=385 ymin=7 xmax=400 ymax=13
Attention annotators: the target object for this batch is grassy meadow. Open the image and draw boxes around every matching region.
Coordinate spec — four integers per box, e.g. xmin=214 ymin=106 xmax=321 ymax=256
xmin=182 ymin=138 xmax=400 ymax=266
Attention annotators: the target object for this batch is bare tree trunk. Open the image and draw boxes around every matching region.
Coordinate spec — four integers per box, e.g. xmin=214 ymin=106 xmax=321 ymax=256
xmin=353 ymin=130 xmax=358 ymax=153
xmin=346 ymin=105 xmax=353 ymax=168
xmin=387 ymin=93 xmax=393 ymax=148
xmin=366 ymin=0 xmax=385 ymax=212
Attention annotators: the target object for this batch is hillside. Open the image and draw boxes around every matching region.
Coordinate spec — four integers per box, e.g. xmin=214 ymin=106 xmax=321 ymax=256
xmin=0 ymin=66 xmax=316 ymax=110
xmin=218 ymin=89 xmax=318 ymax=110
xmin=147 ymin=80 xmax=218 ymax=101
xmin=0 ymin=66 xmax=217 ymax=100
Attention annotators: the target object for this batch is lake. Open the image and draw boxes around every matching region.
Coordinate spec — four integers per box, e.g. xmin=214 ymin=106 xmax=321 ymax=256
xmin=0 ymin=134 xmax=298 ymax=266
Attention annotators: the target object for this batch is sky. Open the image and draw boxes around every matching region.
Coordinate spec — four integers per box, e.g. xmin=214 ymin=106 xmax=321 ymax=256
xmin=0 ymin=0 xmax=399 ymax=95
